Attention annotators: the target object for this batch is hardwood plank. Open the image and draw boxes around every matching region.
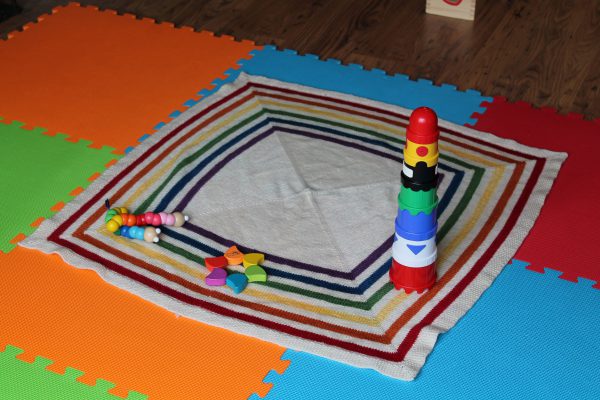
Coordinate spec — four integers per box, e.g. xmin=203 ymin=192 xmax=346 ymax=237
xmin=0 ymin=0 xmax=598 ymax=117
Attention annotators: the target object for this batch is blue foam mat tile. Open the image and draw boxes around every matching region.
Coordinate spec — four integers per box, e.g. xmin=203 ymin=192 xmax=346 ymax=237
xmin=247 ymin=355 xmax=292 ymax=400
xmin=183 ymin=98 xmax=199 ymax=108
xmin=195 ymin=46 xmax=490 ymax=126
xmin=153 ymin=121 xmax=166 ymax=131
xmin=261 ymin=259 xmax=600 ymax=400
xmin=572 ymin=277 xmax=598 ymax=289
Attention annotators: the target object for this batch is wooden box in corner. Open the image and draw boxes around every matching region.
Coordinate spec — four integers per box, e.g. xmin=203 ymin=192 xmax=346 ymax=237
xmin=426 ymin=0 xmax=476 ymax=21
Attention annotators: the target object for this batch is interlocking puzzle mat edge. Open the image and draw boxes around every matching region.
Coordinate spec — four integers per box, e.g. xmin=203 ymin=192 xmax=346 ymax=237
xmin=1 ymin=1 xmax=255 ymax=44
xmin=0 ymin=2 xmax=260 ymax=154
xmin=180 ymin=45 xmax=491 ymax=126
xmin=468 ymin=96 xmax=600 ymax=287
xmin=1 ymin=2 xmax=597 ymax=398
xmin=470 ymin=96 xmax=600 ymax=125
xmin=0 ymin=344 xmax=147 ymax=399
xmin=251 ymin=258 xmax=600 ymax=400
xmin=0 ymin=117 xmax=119 ymax=253
xmin=1 ymin=245 xmax=290 ymax=400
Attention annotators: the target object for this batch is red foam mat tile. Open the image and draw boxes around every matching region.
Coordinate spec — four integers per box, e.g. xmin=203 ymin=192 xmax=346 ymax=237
xmin=470 ymin=97 xmax=600 ymax=285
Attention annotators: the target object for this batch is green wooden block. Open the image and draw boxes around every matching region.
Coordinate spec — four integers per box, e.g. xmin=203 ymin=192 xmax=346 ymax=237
xmin=245 ymin=265 xmax=268 ymax=283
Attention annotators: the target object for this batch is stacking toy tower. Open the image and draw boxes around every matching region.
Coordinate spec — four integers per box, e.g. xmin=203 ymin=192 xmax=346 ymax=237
xmin=390 ymin=107 xmax=440 ymax=293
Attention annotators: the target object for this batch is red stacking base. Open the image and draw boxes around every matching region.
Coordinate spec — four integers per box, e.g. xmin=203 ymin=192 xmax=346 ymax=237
xmin=390 ymin=259 xmax=437 ymax=294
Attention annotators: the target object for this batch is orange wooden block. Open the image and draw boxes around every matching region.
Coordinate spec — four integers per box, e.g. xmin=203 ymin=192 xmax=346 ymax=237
xmin=224 ymin=245 xmax=244 ymax=265
xmin=0 ymin=3 xmax=259 ymax=153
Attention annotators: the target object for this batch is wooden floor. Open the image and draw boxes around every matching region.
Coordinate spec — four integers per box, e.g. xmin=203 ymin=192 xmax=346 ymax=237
xmin=1 ymin=0 xmax=599 ymax=118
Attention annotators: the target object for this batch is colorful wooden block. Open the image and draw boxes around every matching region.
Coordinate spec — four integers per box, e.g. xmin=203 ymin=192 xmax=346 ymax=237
xmin=204 ymin=256 xmax=229 ymax=271
xmin=245 ymin=265 xmax=267 ymax=283
xmin=224 ymin=245 xmax=244 ymax=265
xmin=226 ymin=273 xmax=248 ymax=294
xmin=205 ymin=268 xmax=227 ymax=286
xmin=243 ymin=253 xmax=265 ymax=268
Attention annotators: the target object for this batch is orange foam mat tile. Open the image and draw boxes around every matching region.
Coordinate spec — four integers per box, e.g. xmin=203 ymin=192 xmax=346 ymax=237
xmin=0 ymin=2 xmax=259 ymax=154
xmin=0 ymin=247 xmax=288 ymax=399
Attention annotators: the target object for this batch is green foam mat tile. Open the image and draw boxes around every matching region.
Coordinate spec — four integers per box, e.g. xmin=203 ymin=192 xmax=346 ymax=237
xmin=0 ymin=118 xmax=119 ymax=253
xmin=0 ymin=344 xmax=147 ymax=399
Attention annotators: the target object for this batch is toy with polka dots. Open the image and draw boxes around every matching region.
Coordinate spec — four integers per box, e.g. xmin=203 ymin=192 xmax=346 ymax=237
xmin=104 ymin=199 xmax=189 ymax=243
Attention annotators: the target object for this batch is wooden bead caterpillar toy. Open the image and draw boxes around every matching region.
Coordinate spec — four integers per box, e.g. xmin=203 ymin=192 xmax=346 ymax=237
xmin=105 ymin=208 xmax=189 ymax=231
xmin=104 ymin=201 xmax=189 ymax=243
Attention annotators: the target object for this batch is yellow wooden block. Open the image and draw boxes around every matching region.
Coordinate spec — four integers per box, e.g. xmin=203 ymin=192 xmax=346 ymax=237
xmin=243 ymin=253 xmax=265 ymax=268
xmin=426 ymin=0 xmax=476 ymax=21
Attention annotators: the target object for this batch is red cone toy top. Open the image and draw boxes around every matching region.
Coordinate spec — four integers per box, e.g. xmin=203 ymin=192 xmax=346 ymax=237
xmin=406 ymin=107 xmax=439 ymax=144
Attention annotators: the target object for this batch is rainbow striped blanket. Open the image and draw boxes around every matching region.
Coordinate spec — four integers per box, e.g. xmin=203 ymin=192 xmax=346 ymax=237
xmin=22 ymin=74 xmax=566 ymax=380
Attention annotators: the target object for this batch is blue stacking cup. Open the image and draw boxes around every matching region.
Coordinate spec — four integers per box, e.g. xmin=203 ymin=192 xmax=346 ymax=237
xmin=395 ymin=208 xmax=437 ymax=241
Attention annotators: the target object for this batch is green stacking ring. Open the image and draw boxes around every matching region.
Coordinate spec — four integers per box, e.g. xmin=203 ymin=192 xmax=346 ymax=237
xmin=397 ymin=185 xmax=438 ymax=215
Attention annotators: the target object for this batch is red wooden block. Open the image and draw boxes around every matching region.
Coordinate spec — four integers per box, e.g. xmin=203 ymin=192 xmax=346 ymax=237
xmin=204 ymin=256 xmax=228 ymax=271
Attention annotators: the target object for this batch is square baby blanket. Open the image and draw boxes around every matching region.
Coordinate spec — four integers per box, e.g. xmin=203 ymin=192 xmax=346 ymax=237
xmin=22 ymin=73 xmax=566 ymax=380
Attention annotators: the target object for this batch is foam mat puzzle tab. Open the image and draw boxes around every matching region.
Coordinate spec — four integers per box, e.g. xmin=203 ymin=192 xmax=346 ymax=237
xmin=0 ymin=118 xmax=119 ymax=253
xmin=0 ymin=344 xmax=147 ymax=399
xmin=0 ymin=2 xmax=259 ymax=153
xmin=188 ymin=45 xmax=490 ymax=126
xmin=247 ymin=353 xmax=291 ymax=400
xmin=469 ymin=96 xmax=600 ymax=287
xmin=253 ymin=259 xmax=600 ymax=400
xmin=0 ymin=247 xmax=290 ymax=399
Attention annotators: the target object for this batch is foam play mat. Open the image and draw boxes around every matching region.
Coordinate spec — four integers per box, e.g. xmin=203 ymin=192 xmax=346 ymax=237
xmin=2 ymin=3 xmax=599 ymax=398
xmin=22 ymin=74 xmax=566 ymax=380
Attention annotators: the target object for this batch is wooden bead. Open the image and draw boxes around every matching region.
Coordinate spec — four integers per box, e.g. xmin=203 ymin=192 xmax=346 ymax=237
xmin=105 ymin=209 xmax=118 ymax=223
xmin=110 ymin=214 xmax=123 ymax=226
xmin=133 ymin=226 xmax=145 ymax=240
xmin=125 ymin=214 xmax=136 ymax=226
xmin=173 ymin=211 xmax=187 ymax=227
xmin=144 ymin=227 xmax=160 ymax=243
xmin=106 ymin=219 xmax=120 ymax=232
xmin=119 ymin=225 xmax=130 ymax=237
xmin=159 ymin=212 xmax=168 ymax=224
